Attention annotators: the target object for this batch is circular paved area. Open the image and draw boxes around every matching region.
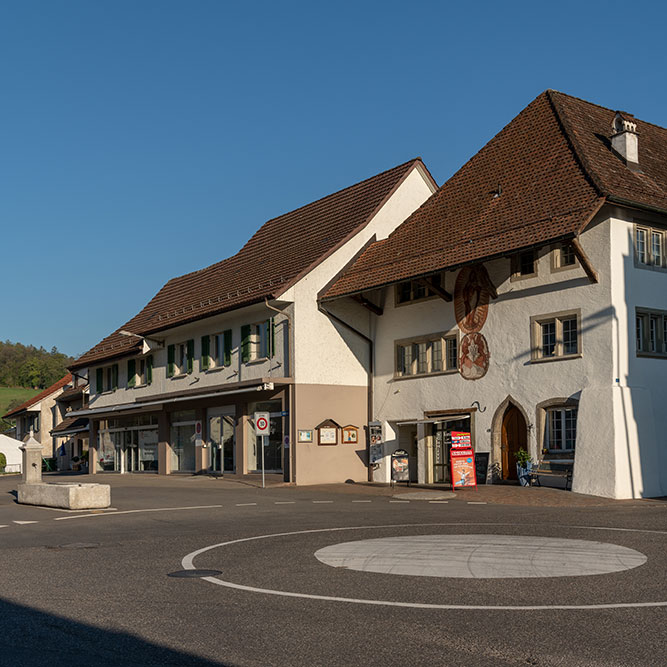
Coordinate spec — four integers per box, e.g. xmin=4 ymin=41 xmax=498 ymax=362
xmin=314 ymin=534 xmax=647 ymax=578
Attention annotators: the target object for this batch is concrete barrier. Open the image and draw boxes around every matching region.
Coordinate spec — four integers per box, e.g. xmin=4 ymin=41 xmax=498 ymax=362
xmin=17 ymin=482 xmax=111 ymax=509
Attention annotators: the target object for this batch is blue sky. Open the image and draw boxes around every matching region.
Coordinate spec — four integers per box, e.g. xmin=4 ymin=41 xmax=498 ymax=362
xmin=1 ymin=0 xmax=666 ymax=359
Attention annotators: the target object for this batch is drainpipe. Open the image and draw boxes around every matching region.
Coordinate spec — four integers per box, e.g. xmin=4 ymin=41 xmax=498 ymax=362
xmin=265 ymin=298 xmax=295 ymax=484
xmin=318 ymin=303 xmax=375 ymax=482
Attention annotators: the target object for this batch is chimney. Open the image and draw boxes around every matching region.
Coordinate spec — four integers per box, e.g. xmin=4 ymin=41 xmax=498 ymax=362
xmin=611 ymin=111 xmax=639 ymax=169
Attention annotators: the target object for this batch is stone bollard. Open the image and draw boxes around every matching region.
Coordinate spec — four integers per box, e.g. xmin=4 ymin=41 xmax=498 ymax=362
xmin=20 ymin=430 xmax=43 ymax=485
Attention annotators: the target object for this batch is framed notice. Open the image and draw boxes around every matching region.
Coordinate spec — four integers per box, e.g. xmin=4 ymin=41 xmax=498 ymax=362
xmin=451 ymin=431 xmax=471 ymax=447
xmin=316 ymin=419 xmax=340 ymax=446
xmin=298 ymin=429 xmax=313 ymax=443
xmin=341 ymin=425 xmax=359 ymax=444
xmin=450 ymin=447 xmax=477 ymax=489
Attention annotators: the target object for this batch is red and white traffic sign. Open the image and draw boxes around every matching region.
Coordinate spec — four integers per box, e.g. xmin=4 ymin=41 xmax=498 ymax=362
xmin=254 ymin=412 xmax=270 ymax=436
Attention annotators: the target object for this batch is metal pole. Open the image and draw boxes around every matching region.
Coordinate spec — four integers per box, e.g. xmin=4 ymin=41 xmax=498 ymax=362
xmin=261 ymin=434 xmax=266 ymax=489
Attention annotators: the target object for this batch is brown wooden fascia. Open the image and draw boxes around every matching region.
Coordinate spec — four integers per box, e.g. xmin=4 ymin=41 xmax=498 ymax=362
xmin=570 ymin=237 xmax=599 ymax=284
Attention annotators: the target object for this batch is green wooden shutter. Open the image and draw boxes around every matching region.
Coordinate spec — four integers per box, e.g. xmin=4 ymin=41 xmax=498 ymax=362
xmin=263 ymin=320 xmax=270 ymax=358
xmin=187 ymin=339 xmax=194 ymax=373
xmin=127 ymin=359 xmax=136 ymax=388
xmin=201 ymin=335 xmax=210 ymax=370
xmin=146 ymin=355 xmax=153 ymax=385
xmin=223 ymin=329 xmax=232 ymax=366
xmin=241 ymin=325 xmax=251 ymax=362
xmin=270 ymin=317 xmax=275 ymax=358
xmin=167 ymin=344 xmax=175 ymax=377
xmin=96 ymin=368 xmax=104 ymax=393
xmin=111 ymin=364 xmax=118 ymax=391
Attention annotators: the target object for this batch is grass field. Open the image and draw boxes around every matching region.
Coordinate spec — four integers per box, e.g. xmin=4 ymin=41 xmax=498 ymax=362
xmin=0 ymin=386 xmax=41 ymax=419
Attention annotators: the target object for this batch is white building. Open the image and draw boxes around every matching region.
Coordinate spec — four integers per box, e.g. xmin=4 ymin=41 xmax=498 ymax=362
xmin=322 ymin=91 xmax=667 ymax=499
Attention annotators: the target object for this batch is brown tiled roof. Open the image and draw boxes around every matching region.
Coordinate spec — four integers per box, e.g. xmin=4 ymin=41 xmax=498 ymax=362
xmin=56 ymin=384 xmax=87 ymax=402
xmin=51 ymin=415 xmax=89 ymax=436
xmin=71 ymin=159 xmax=432 ymax=370
xmin=3 ymin=374 xmax=72 ymax=419
xmin=322 ymin=90 xmax=667 ymax=300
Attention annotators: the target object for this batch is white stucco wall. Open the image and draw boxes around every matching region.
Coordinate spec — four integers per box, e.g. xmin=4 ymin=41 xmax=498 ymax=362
xmin=283 ymin=165 xmax=436 ymax=386
xmin=371 ymin=215 xmax=617 ymax=495
xmin=608 ymin=207 xmax=667 ymax=498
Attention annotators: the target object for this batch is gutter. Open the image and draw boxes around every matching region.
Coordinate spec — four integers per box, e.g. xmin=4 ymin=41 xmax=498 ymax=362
xmin=317 ymin=303 xmax=375 ymax=482
xmin=606 ymin=195 xmax=667 ymax=218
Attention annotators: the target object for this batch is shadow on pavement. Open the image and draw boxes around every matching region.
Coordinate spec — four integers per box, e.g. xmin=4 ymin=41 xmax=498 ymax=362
xmin=1 ymin=597 xmax=229 ymax=666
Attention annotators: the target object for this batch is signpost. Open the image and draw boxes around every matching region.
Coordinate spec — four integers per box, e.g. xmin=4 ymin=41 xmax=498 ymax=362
xmin=254 ymin=412 xmax=270 ymax=489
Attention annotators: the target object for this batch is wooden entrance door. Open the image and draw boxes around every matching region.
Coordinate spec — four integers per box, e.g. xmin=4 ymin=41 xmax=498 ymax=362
xmin=501 ymin=405 xmax=527 ymax=480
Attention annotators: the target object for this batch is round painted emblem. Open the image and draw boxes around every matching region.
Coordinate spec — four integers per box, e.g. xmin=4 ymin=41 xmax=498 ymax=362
xmin=459 ymin=332 xmax=490 ymax=380
xmin=454 ymin=265 xmax=491 ymax=334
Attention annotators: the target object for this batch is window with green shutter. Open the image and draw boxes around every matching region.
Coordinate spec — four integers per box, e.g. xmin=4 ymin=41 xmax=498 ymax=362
xmin=111 ymin=364 xmax=119 ymax=391
xmin=96 ymin=368 xmax=104 ymax=394
xmin=270 ymin=317 xmax=275 ymax=358
xmin=187 ymin=339 xmax=194 ymax=374
xmin=167 ymin=345 xmax=175 ymax=377
xmin=241 ymin=325 xmax=251 ymax=362
xmin=146 ymin=355 xmax=153 ymax=385
xmin=223 ymin=329 xmax=232 ymax=366
xmin=201 ymin=335 xmax=210 ymax=370
xmin=127 ymin=359 xmax=136 ymax=388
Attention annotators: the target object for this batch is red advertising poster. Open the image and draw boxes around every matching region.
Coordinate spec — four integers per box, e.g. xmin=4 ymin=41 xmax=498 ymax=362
xmin=451 ymin=431 xmax=471 ymax=447
xmin=450 ymin=447 xmax=477 ymax=489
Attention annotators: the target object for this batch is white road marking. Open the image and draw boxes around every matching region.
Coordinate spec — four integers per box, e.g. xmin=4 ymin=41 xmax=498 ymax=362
xmin=467 ymin=501 xmax=487 ymax=505
xmin=312 ymin=501 xmax=334 ymax=504
xmin=182 ymin=522 xmax=667 ymax=612
xmin=235 ymin=503 xmax=257 ymax=507
xmin=13 ymin=520 xmax=38 ymax=525
xmin=0 ymin=525 xmax=8 ymax=528
xmin=389 ymin=500 xmax=409 ymax=504
xmin=54 ymin=504 xmax=223 ymax=520
xmin=429 ymin=501 xmax=449 ymax=504
xmin=28 ymin=505 xmax=118 ymax=513
xmin=274 ymin=502 xmax=295 ymax=505
xmin=352 ymin=500 xmax=372 ymax=503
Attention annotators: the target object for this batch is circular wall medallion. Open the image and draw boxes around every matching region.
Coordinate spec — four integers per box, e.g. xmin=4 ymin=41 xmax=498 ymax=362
xmin=459 ymin=332 xmax=490 ymax=380
xmin=454 ymin=265 xmax=491 ymax=334
xmin=314 ymin=535 xmax=647 ymax=579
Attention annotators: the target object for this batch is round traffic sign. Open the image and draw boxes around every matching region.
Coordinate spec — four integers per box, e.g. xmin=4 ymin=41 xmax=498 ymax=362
xmin=257 ymin=417 xmax=268 ymax=431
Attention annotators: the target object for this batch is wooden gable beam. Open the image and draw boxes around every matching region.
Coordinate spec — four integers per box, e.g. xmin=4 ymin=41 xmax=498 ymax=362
xmin=571 ymin=238 xmax=599 ymax=284
xmin=352 ymin=294 xmax=383 ymax=316
xmin=417 ymin=277 xmax=453 ymax=302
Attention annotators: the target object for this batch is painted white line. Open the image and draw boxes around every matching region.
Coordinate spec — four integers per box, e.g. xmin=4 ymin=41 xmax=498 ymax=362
xmin=236 ymin=503 xmax=257 ymax=507
xmin=0 ymin=525 xmax=8 ymax=528
xmin=182 ymin=522 xmax=667 ymax=612
xmin=389 ymin=500 xmax=410 ymax=504
xmin=29 ymin=505 xmax=118 ymax=514
xmin=13 ymin=520 xmax=38 ymax=525
xmin=429 ymin=501 xmax=449 ymax=504
xmin=274 ymin=502 xmax=295 ymax=505
xmin=467 ymin=502 xmax=487 ymax=505
xmin=54 ymin=504 xmax=223 ymax=520
xmin=352 ymin=500 xmax=372 ymax=503
xmin=312 ymin=501 xmax=334 ymax=504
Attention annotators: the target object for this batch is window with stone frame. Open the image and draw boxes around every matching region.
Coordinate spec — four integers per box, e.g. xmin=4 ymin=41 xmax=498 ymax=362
xmin=395 ymin=273 xmax=444 ymax=305
xmin=530 ymin=310 xmax=581 ymax=361
xmin=636 ymin=308 xmax=667 ymax=357
xmin=511 ymin=249 xmax=538 ymax=280
xmin=395 ymin=332 xmax=458 ymax=377
xmin=634 ymin=223 xmax=666 ymax=270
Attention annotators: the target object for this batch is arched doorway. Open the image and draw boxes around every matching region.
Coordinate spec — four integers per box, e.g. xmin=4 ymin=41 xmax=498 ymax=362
xmin=501 ymin=405 xmax=527 ymax=480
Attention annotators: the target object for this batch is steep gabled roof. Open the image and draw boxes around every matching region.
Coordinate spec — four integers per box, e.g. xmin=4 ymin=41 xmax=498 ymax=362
xmin=3 ymin=374 xmax=72 ymax=419
xmin=71 ymin=159 xmax=433 ymax=369
xmin=322 ymin=90 xmax=667 ymax=300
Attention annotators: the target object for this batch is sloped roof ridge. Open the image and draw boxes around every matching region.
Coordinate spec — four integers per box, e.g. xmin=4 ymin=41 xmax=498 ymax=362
xmin=546 ymin=90 xmax=608 ymax=198
xmin=3 ymin=374 xmax=72 ymax=419
xmin=162 ymin=157 xmax=423 ymax=285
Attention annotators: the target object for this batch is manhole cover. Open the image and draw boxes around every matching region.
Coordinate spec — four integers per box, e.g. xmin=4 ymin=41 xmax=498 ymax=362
xmin=168 ymin=569 xmax=223 ymax=578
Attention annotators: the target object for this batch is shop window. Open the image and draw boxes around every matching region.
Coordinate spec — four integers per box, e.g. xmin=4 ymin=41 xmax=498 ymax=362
xmin=395 ymin=332 xmax=458 ymax=377
xmin=530 ymin=311 xmax=581 ymax=361
xmin=395 ymin=273 xmax=444 ymax=305
xmin=636 ymin=308 xmax=667 ymax=357
xmin=634 ymin=223 xmax=666 ymax=269
xmin=167 ymin=340 xmax=194 ymax=377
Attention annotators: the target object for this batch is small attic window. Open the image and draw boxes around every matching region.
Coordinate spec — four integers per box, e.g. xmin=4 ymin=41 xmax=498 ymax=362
xmin=511 ymin=250 xmax=537 ymax=280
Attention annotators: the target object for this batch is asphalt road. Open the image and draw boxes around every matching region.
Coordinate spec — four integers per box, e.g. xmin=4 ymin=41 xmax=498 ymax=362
xmin=0 ymin=474 xmax=665 ymax=666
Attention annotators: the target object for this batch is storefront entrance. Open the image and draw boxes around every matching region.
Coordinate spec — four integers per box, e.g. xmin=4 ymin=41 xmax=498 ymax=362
xmin=431 ymin=417 xmax=472 ymax=484
xmin=246 ymin=399 xmax=283 ymax=473
xmin=208 ymin=408 xmax=235 ymax=473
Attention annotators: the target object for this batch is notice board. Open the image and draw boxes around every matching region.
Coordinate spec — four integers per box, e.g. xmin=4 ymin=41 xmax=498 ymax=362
xmin=450 ymin=447 xmax=477 ymax=489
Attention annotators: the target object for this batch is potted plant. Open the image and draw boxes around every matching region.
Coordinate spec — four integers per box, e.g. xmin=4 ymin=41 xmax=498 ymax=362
xmin=514 ymin=448 xmax=532 ymax=486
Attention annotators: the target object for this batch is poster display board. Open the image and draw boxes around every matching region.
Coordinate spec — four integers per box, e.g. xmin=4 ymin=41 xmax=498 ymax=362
xmin=391 ymin=449 xmax=410 ymax=483
xmin=450 ymin=446 xmax=477 ymax=489
xmin=474 ymin=452 xmax=489 ymax=484
xmin=369 ymin=421 xmax=383 ymax=463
